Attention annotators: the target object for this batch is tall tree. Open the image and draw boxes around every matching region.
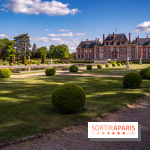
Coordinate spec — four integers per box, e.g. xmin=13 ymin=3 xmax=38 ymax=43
xmin=57 ymin=44 xmax=69 ymax=59
xmin=49 ymin=45 xmax=57 ymax=58
xmin=14 ymin=34 xmax=31 ymax=57
xmin=0 ymin=38 xmax=16 ymax=58
xmin=68 ymin=52 xmax=76 ymax=59
xmin=37 ymin=46 xmax=47 ymax=58
xmin=32 ymin=43 xmax=37 ymax=57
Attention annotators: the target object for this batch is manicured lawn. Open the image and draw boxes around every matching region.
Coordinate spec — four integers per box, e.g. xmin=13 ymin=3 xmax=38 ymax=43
xmin=0 ymin=75 xmax=150 ymax=143
xmin=79 ymin=64 xmax=150 ymax=75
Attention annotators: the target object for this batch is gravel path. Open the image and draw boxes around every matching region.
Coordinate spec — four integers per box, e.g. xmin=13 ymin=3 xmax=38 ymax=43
xmin=12 ymin=72 xmax=123 ymax=78
xmin=2 ymin=95 xmax=150 ymax=150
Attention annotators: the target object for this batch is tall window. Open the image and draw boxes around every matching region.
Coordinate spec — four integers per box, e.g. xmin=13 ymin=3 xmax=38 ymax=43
xmin=78 ymin=50 xmax=80 ymax=53
xmin=143 ymin=55 xmax=146 ymax=59
xmin=108 ymin=54 xmax=110 ymax=59
xmin=114 ymin=42 xmax=116 ymax=45
xmin=86 ymin=49 xmax=87 ymax=53
xmin=149 ymin=48 xmax=150 ymax=52
xmin=86 ymin=55 xmax=88 ymax=59
xmin=97 ymin=48 xmax=99 ymax=53
xmin=96 ymin=54 xmax=99 ymax=59
xmin=138 ymin=48 xmax=141 ymax=52
xmin=82 ymin=55 xmax=84 ymax=58
xmin=104 ymin=54 xmax=106 ymax=59
xmin=81 ymin=49 xmax=84 ymax=53
xmin=120 ymin=47 xmax=122 ymax=52
xmin=104 ymin=48 xmax=106 ymax=52
xmin=113 ymin=48 xmax=116 ymax=51
xmin=124 ymin=47 xmax=126 ymax=52
xmin=90 ymin=49 xmax=91 ymax=53
xmin=120 ymin=54 xmax=122 ymax=59
xmin=149 ymin=55 xmax=150 ymax=59
xmin=124 ymin=54 xmax=126 ymax=59
xmin=143 ymin=48 xmax=146 ymax=52
xmin=108 ymin=48 xmax=111 ymax=52
xmin=89 ymin=55 xmax=92 ymax=59
xmin=78 ymin=55 xmax=80 ymax=58
xmin=132 ymin=54 xmax=135 ymax=59
xmin=132 ymin=47 xmax=135 ymax=52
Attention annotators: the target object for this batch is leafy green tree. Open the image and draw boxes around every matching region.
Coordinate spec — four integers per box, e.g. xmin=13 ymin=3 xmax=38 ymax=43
xmin=68 ymin=52 xmax=76 ymax=59
xmin=37 ymin=46 xmax=47 ymax=58
xmin=48 ymin=45 xmax=57 ymax=58
xmin=57 ymin=44 xmax=69 ymax=59
xmin=0 ymin=38 xmax=16 ymax=57
xmin=14 ymin=33 xmax=31 ymax=57
xmin=32 ymin=43 xmax=37 ymax=57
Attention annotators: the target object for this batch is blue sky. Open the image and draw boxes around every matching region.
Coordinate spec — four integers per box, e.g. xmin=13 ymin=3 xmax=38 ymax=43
xmin=0 ymin=0 xmax=150 ymax=53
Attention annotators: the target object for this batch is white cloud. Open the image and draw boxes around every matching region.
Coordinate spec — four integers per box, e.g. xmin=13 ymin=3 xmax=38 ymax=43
xmin=48 ymin=32 xmax=86 ymax=37
xmin=3 ymin=0 xmax=79 ymax=16
xmin=58 ymin=29 xmax=70 ymax=32
xmin=0 ymin=34 xmax=8 ymax=38
xmin=133 ymin=21 xmax=150 ymax=33
xmin=31 ymin=37 xmax=50 ymax=42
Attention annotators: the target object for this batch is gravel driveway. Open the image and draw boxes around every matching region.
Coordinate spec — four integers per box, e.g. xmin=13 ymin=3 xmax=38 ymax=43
xmin=2 ymin=94 xmax=150 ymax=150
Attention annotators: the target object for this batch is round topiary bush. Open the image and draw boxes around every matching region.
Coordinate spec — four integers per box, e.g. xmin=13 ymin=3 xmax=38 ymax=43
xmin=62 ymin=62 xmax=65 ymax=64
xmin=122 ymin=63 xmax=125 ymax=66
xmin=55 ymin=62 xmax=58 ymax=64
xmin=139 ymin=68 xmax=150 ymax=79
xmin=117 ymin=63 xmax=121 ymax=66
xmin=130 ymin=62 xmax=132 ymax=65
xmin=25 ymin=62 xmax=28 ymax=66
xmin=105 ymin=63 xmax=110 ymax=67
xmin=123 ymin=72 xmax=142 ymax=89
xmin=112 ymin=63 xmax=116 ymax=67
xmin=52 ymin=84 xmax=86 ymax=113
xmin=68 ymin=62 xmax=71 ymax=64
xmin=37 ymin=62 xmax=40 ymax=65
xmin=87 ymin=65 xmax=92 ymax=70
xmin=10 ymin=63 xmax=13 ymax=66
xmin=0 ymin=68 xmax=12 ymax=78
xmin=97 ymin=64 xmax=102 ymax=69
xmin=45 ymin=67 xmax=56 ymax=76
xmin=69 ymin=65 xmax=78 ymax=72
xmin=17 ymin=62 xmax=20 ymax=65
xmin=3 ymin=62 xmax=6 ymax=66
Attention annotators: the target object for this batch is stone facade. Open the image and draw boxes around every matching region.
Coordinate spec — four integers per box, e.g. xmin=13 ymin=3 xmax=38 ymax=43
xmin=76 ymin=33 xmax=150 ymax=60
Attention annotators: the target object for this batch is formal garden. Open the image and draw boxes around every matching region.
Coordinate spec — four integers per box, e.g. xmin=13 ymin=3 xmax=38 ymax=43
xmin=0 ymin=60 xmax=150 ymax=144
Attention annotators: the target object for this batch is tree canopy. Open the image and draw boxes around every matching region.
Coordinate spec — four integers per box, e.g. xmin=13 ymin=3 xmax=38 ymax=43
xmin=37 ymin=46 xmax=47 ymax=58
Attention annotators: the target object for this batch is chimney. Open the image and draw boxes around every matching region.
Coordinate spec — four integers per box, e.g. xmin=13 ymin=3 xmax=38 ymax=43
xmin=113 ymin=32 xmax=115 ymax=40
xmin=129 ymin=33 xmax=131 ymax=43
xmin=98 ymin=38 xmax=100 ymax=42
xmin=96 ymin=38 xmax=97 ymax=44
xmin=138 ymin=36 xmax=139 ymax=39
xmin=136 ymin=37 xmax=138 ymax=45
xmin=86 ymin=39 xmax=88 ymax=41
xmin=103 ymin=34 xmax=105 ymax=42
xmin=147 ymin=36 xmax=148 ymax=39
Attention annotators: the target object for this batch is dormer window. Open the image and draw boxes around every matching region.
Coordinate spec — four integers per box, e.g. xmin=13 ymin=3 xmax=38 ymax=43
xmin=104 ymin=42 xmax=106 ymax=45
xmin=124 ymin=42 xmax=126 ymax=45
xmin=86 ymin=49 xmax=87 ymax=53
xmin=114 ymin=42 xmax=116 ymax=45
xmin=104 ymin=48 xmax=106 ymax=52
xmin=120 ymin=42 xmax=122 ymax=45
xmin=120 ymin=47 xmax=122 ymax=52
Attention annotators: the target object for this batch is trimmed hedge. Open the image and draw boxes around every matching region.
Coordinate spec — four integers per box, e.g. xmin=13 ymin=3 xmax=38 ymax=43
xmin=130 ymin=62 xmax=132 ymax=64
xmin=112 ymin=63 xmax=116 ymax=67
xmin=87 ymin=65 xmax=92 ymax=70
xmin=123 ymin=72 xmax=142 ymax=89
xmin=51 ymin=84 xmax=86 ymax=113
xmin=105 ymin=63 xmax=110 ymax=67
xmin=97 ymin=64 xmax=102 ymax=69
xmin=62 ymin=62 xmax=65 ymax=64
xmin=22 ymin=56 xmax=27 ymax=64
xmin=69 ymin=65 xmax=78 ymax=72
xmin=108 ymin=61 xmax=117 ymax=64
xmin=45 ymin=67 xmax=56 ymax=76
xmin=0 ymin=68 xmax=12 ymax=78
xmin=10 ymin=63 xmax=13 ymax=66
xmin=42 ymin=57 xmax=46 ymax=64
xmin=10 ymin=56 xmax=16 ymax=64
xmin=53 ymin=61 xmax=94 ymax=64
xmin=139 ymin=68 xmax=150 ymax=79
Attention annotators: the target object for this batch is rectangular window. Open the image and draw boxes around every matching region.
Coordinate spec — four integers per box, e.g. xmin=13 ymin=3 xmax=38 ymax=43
xmin=124 ymin=42 xmax=126 ymax=45
xmin=148 ymin=55 xmax=150 ymax=59
xmin=114 ymin=42 xmax=116 ymax=45
xmin=89 ymin=55 xmax=92 ymax=59
xmin=132 ymin=54 xmax=135 ymax=59
xmin=97 ymin=48 xmax=99 ymax=53
xmin=104 ymin=48 xmax=106 ymax=52
xmin=143 ymin=48 xmax=146 ymax=52
xmin=120 ymin=47 xmax=122 ymax=52
xmin=138 ymin=48 xmax=141 ymax=52
xmin=143 ymin=55 xmax=146 ymax=59
xmin=81 ymin=49 xmax=84 ymax=53
xmin=124 ymin=47 xmax=126 ymax=52
xmin=78 ymin=55 xmax=80 ymax=58
xmin=96 ymin=54 xmax=99 ymax=59
xmin=120 ymin=54 xmax=122 ymax=58
xmin=108 ymin=54 xmax=110 ymax=59
xmin=86 ymin=55 xmax=88 ymax=59
xmin=82 ymin=55 xmax=84 ymax=58
xmin=138 ymin=55 xmax=141 ymax=59
xmin=149 ymin=48 xmax=150 ymax=52
xmin=86 ymin=49 xmax=87 ymax=53
xmin=132 ymin=47 xmax=135 ymax=52
xmin=124 ymin=54 xmax=126 ymax=59
xmin=90 ymin=49 xmax=91 ymax=53
xmin=78 ymin=50 xmax=80 ymax=53
xmin=108 ymin=48 xmax=111 ymax=52
xmin=120 ymin=42 xmax=122 ymax=45
xmin=114 ymin=48 xmax=116 ymax=51
xmin=104 ymin=54 xmax=106 ymax=59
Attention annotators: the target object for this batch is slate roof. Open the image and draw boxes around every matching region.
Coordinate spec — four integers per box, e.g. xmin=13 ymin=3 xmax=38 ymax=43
xmin=132 ymin=38 xmax=150 ymax=46
xmin=103 ymin=33 xmax=128 ymax=45
xmin=77 ymin=40 xmax=101 ymax=48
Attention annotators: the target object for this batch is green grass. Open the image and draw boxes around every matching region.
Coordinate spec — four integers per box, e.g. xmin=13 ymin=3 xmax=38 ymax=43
xmin=79 ymin=64 xmax=150 ymax=75
xmin=0 ymin=75 xmax=150 ymax=143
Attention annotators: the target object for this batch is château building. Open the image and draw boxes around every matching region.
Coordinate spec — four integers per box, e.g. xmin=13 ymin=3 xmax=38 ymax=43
xmin=76 ymin=33 xmax=150 ymax=60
